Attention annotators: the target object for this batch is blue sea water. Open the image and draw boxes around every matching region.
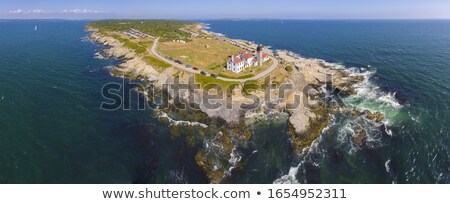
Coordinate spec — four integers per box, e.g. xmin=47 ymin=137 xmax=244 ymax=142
xmin=0 ymin=19 xmax=448 ymax=183
xmin=0 ymin=20 xmax=207 ymax=184
xmin=202 ymin=20 xmax=450 ymax=183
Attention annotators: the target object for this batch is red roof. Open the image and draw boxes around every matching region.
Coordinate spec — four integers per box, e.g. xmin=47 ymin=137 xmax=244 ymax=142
xmin=230 ymin=53 xmax=246 ymax=63
xmin=230 ymin=51 xmax=265 ymax=64
xmin=242 ymin=53 xmax=253 ymax=59
xmin=232 ymin=58 xmax=243 ymax=63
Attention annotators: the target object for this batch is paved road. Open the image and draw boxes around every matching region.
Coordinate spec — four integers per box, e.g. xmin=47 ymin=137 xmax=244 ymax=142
xmin=150 ymin=38 xmax=279 ymax=82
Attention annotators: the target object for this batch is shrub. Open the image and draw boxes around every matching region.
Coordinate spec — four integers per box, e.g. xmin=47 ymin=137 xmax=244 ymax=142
xmin=243 ymin=80 xmax=260 ymax=95
xmin=285 ymin=65 xmax=293 ymax=72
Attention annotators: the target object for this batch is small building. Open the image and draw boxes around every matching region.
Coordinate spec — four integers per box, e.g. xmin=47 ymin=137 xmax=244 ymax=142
xmin=173 ymin=39 xmax=186 ymax=43
xmin=123 ymin=28 xmax=153 ymax=39
xmin=226 ymin=48 xmax=269 ymax=73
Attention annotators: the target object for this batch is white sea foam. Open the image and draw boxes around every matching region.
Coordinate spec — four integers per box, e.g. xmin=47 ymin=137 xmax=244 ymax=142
xmin=306 ymin=114 xmax=336 ymax=156
xmin=273 ymin=115 xmax=337 ymax=184
xmin=80 ymin=36 xmax=93 ymax=43
xmin=225 ymin=147 xmax=242 ymax=176
xmin=273 ymin=163 xmax=301 ymax=184
xmin=409 ymin=111 xmax=421 ymax=123
xmin=322 ymin=115 xmax=336 ymax=134
xmin=383 ymin=121 xmax=393 ymax=136
xmin=385 ymin=159 xmax=391 ymax=173
xmin=169 ymin=169 xmax=188 ymax=184
xmin=157 ymin=111 xmax=208 ymax=128
xmin=104 ymin=65 xmax=116 ymax=70
xmin=378 ymin=92 xmax=402 ymax=109
xmin=94 ymin=52 xmax=106 ymax=60
xmin=338 ymin=120 xmax=355 ymax=143
xmin=202 ymin=23 xmax=211 ymax=30
xmin=268 ymin=48 xmax=403 ymax=184
xmin=343 ymin=67 xmax=402 ymax=125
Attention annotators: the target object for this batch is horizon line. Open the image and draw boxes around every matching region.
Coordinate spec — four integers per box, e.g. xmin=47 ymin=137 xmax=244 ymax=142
xmin=1 ymin=18 xmax=450 ymax=21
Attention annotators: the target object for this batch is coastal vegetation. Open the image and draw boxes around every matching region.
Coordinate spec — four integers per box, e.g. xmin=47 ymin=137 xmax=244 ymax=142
xmin=218 ymin=73 xmax=254 ymax=79
xmin=242 ymin=80 xmax=260 ymax=95
xmin=194 ymin=74 xmax=239 ymax=89
xmin=195 ymin=123 xmax=252 ymax=184
xmin=87 ymin=20 xmax=192 ymax=40
xmin=144 ymin=56 xmax=171 ymax=69
xmin=285 ymin=65 xmax=293 ymax=72
xmin=109 ymin=34 xmax=147 ymax=54
xmin=270 ymin=65 xmax=288 ymax=85
xmin=89 ymin=20 xmax=275 ymax=83
xmin=289 ymin=106 xmax=331 ymax=152
xmin=104 ymin=33 xmax=170 ymax=70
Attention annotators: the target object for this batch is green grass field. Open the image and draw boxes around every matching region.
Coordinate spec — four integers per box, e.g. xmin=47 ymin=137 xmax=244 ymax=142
xmin=158 ymin=38 xmax=245 ymax=70
xmin=144 ymin=56 xmax=171 ymax=69
xmin=194 ymin=74 xmax=239 ymax=90
xmin=218 ymin=73 xmax=255 ymax=79
xmin=107 ymin=34 xmax=171 ymax=70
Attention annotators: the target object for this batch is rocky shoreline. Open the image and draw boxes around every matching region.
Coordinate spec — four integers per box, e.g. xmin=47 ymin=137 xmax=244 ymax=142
xmin=88 ymin=25 xmax=382 ymax=183
xmin=89 ymin=31 xmax=161 ymax=81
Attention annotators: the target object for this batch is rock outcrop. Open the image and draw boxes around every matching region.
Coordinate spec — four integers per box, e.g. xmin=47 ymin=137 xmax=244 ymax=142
xmin=90 ymin=32 xmax=159 ymax=82
xmin=277 ymin=50 xmax=365 ymax=152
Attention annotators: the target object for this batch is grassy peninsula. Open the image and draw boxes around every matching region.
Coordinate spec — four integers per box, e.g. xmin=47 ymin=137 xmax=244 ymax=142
xmin=87 ymin=20 xmax=370 ymax=184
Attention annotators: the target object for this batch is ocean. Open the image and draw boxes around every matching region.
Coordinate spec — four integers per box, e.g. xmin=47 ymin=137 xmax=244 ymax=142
xmin=0 ymin=19 xmax=448 ymax=183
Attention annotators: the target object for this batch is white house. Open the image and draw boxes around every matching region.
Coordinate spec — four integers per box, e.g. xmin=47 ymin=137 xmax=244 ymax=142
xmin=226 ymin=51 xmax=269 ymax=73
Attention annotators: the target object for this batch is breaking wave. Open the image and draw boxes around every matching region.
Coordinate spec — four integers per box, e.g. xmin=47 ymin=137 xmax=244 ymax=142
xmin=272 ymin=58 xmax=403 ymax=183
xmin=343 ymin=68 xmax=402 ymax=123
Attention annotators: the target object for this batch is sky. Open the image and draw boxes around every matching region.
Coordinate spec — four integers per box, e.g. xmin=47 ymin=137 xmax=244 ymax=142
xmin=1 ymin=0 xmax=450 ymax=19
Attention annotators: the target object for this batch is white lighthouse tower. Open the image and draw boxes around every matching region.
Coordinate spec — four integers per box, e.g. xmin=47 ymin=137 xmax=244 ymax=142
xmin=256 ymin=45 xmax=263 ymax=67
